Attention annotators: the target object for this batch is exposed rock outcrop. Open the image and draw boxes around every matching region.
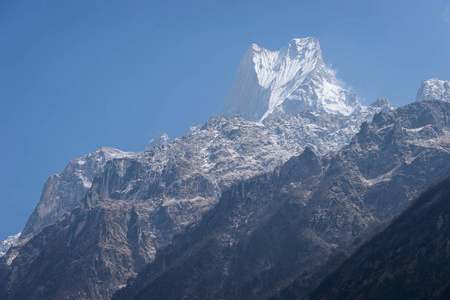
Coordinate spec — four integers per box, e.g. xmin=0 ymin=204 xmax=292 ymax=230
xmin=309 ymin=174 xmax=450 ymax=300
xmin=113 ymin=100 xmax=450 ymax=300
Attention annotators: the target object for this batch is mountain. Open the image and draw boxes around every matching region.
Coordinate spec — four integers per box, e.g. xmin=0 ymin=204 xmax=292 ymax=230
xmin=113 ymin=100 xmax=450 ymax=300
xmin=145 ymin=131 xmax=170 ymax=150
xmin=309 ymin=174 xmax=450 ymax=300
xmin=20 ymin=147 xmax=136 ymax=239
xmin=7 ymin=38 xmax=390 ymax=251
xmin=0 ymin=100 xmax=391 ymax=299
xmin=416 ymin=78 xmax=450 ymax=102
xmin=218 ymin=37 xmax=362 ymax=122
xmin=1 ymin=38 xmax=442 ymax=299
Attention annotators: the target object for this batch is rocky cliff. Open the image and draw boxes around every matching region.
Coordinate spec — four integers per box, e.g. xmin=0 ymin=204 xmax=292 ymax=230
xmin=113 ymin=100 xmax=450 ymax=300
xmin=309 ymin=174 xmax=450 ymax=300
xmin=0 ymin=101 xmax=391 ymax=299
xmin=416 ymin=78 xmax=450 ymax=103
xmin=1 ymin=37 xmax=447 ymax=300
xmin=20 ymin=147 xmax=136 ymax=239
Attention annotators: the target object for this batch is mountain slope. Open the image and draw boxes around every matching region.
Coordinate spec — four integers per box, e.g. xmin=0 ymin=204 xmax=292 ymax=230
xmin=20 ymin=147 xmax=136 ymax=239
xmin=0 ymin=103 xmax=391 ymax=299
xmin=113 ymin=100 xmax=450 ymax=300
xmin=5 ymin=39 xmax=437 ymax=299
xmin=10 ymin=38 xmax=388 ymax=248
xmin=309 ymin=174 xmax=450 ymax=300
xmin=218 ymin=37 xmax=362 ymax=122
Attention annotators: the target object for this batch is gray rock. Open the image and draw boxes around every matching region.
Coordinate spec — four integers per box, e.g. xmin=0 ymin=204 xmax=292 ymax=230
xmin=20 ymin=147 xmax=136 ymax=239
xmin=113 ymin=100 xmax=450 ymax=300
xmin=309 ymin=174 xmax=450 ymax=300
xmin=0 ymin=103 xmax=392 ymax=300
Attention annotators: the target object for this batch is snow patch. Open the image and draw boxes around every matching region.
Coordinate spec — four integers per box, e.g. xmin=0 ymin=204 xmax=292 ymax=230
xmin=146 ymin=131 xmax=171 ymax=150
xmin=363 ymin=166 xmax=400 ymax=186
xmin=0 ymin=232 xmax=21 ymax=258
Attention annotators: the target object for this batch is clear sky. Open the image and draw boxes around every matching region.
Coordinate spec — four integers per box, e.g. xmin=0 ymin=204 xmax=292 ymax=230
xmin=1 ymin=0 xmax=449 ymax=241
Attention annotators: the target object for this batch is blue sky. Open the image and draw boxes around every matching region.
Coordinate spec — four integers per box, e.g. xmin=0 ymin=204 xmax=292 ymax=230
xmin=0 ymin=0 xmax=449 ymax=240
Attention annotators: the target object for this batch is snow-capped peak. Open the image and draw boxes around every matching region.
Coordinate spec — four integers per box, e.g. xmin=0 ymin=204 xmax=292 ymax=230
xmin=370 ymin=98 xmax=395 ymax=113
xmin=219 ymin=37 xmax=362 ymax=122
xmin=416 ymin=78 xmax=450 ymax=102
xmin=145 ymin=131 xmax=170 ymax=150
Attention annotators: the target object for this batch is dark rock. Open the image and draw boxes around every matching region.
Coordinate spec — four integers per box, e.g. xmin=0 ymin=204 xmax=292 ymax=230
xmin=309 ymin=174 xmax=450 ymax=300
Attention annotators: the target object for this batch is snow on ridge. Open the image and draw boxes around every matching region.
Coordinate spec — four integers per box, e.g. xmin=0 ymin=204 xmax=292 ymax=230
xmin=145 ymin=131 xmax=171 ymax=150
xmin=363 ymin=166 xmax=400 ymax=186
xmin=0 ymin=232 xmax=21 ymax=257
xmin=184 ymin=124 xmax=203 ymax=136
xmin=251 ymin=38 xmax=320 ymax=90
xmin=416 ymin=78 xmax=450 ymax=102
xmin=20 ymin=146 xmax=137 ymax=239
xmin=219 ymin=37 xmax=362 ymax=122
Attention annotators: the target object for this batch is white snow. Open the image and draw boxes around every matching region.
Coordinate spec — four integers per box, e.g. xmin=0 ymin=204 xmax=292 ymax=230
xmin=146 ymin=131 xmax=171 ymax=150
xmin=416 ymin=78 xmax=450 ymax=102
xmin=403 ymin=125 xmax=432 ymax=133
xmin=184 ymin=124 xmax=202 ymax=135
xmin=363 ymin=165 xmax=400 ymax=186
xmin=73 ymin=147 xmax=136 ymax=188
xmin=0 ymin=232 xmax=21 ymax=257
xmin=219 ymin=37 xmax=362 ymax=122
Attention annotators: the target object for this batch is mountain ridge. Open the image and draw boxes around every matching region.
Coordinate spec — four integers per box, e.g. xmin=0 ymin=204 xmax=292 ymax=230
xmin=1 ymin=37 xmax=448 ymax=299
xmin=309 ymin=173 xmax=450 ymax=300
xmin=219 ymin=37 xmax=362 ymax=122
xmin=113 ymin=100 xmax=450 ymax=300
xmin=416 ymin=78 xmax=450 ymax=103
xmin=0 ymin=101 xmax=395 ymax=299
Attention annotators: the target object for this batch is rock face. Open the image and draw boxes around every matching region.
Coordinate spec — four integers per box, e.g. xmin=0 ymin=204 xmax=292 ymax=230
xmin=13 ymin=37 xmax=388 ymax=248
xmin=113 ymin=100 xmax=450 ymax=300
xmin=2 ymin=40 xmax=444 ymax=300
xmin=370 ymin=97 xmax=396 ymax=111
xmin=20 ymin=147 xmax=136 ymax=239
xmin=218 ymin=37 xmax=362 ymax=122
xmin=0 ymin=101 xmax=391 ymax=299
xmin=309 ymin=174 xmax=450 ymax=300
xmin=416 ymin=78 xmax=450 ymax=102
xmin=18 ymin=102 xmax=392 ymax=243
xmin=0 ymin=38 xmax=396 ymax=299
xmin=13 ymin=37 xmax=390 ymax=246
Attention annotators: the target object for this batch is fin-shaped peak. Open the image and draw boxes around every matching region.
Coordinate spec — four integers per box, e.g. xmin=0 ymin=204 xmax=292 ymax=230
xmin=247 ymin=37 xmax=321 ymax=59
xmin=219 ymin=38 xmax=361 ymax=122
